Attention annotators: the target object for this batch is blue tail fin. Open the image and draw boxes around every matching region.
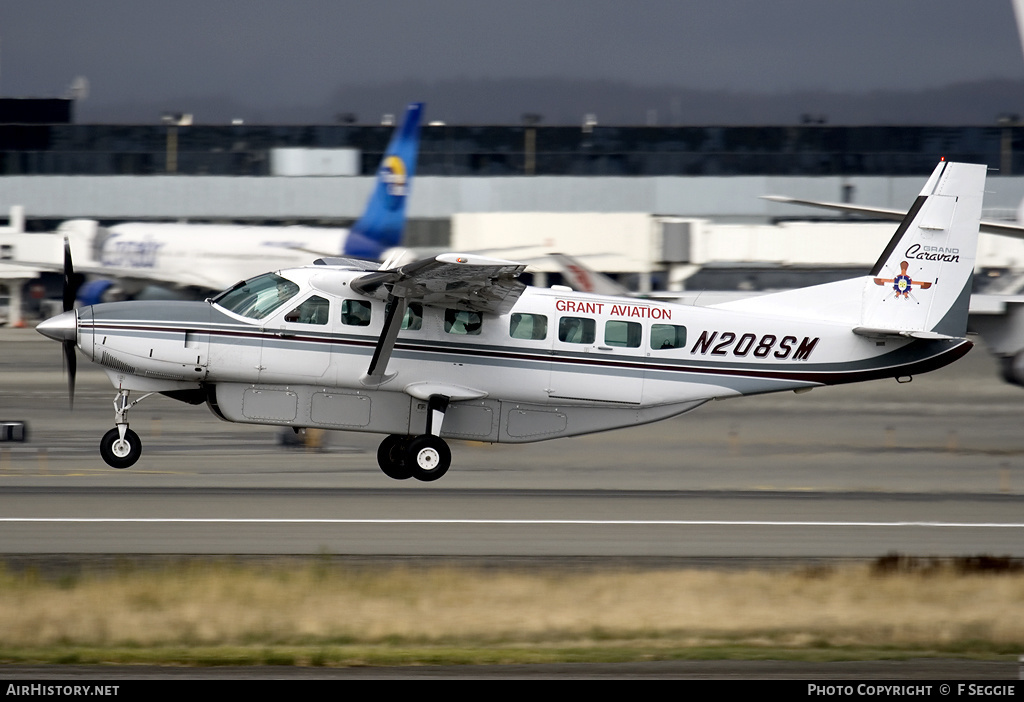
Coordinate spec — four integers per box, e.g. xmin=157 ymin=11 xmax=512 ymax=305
xmin=344 ymin=103 xmax=424 ymax=259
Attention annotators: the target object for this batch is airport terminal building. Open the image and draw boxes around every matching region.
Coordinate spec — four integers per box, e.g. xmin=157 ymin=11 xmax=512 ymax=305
xmin=4 ymin=101 xmax=1024 ymax=298
xmin=3 ymin=106 xmax=1024 ymax=227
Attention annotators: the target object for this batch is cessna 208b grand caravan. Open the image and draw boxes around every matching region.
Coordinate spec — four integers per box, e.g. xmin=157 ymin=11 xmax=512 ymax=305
xmin=37 ymin=160 xmax=985 ymax=482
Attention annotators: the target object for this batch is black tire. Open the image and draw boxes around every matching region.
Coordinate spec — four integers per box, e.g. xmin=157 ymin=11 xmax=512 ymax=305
xmin=405 ymin=435 xmax=451 ymax=482
xmin=100 ymin=427 xmax=142 ymax=469
xmin=376 ymin=434 xmax=412 ymax=480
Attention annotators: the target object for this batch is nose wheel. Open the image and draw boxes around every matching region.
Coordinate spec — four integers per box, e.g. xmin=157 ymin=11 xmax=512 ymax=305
xmin=100 ymin=427 xmax=142 ymax=469
xmin=98 ymin=389 xmax=153 ymax=469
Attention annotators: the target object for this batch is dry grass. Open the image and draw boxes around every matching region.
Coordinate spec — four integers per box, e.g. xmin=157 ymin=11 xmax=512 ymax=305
xmin=0 ymin=558 xmax=1021 ymax=662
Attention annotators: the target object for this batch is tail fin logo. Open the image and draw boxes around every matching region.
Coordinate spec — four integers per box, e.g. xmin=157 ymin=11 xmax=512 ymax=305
xmin=381 ymin=156 xmax=408 ymax=210
xmin=874 ymin=261 xmax=934 ymax=301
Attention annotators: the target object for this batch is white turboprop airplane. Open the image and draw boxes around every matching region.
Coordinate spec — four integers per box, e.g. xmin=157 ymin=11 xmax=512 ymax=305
xmin=36 ymin=160 xmax=984 ymax=482
xmin=22 ymin=103 xmax=424 ymax=304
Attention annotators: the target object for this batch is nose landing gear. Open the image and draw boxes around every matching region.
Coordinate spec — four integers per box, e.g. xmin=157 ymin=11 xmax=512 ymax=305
xmin=99 ymin=389 xmax=154 ymax=469
xmin=100 ymin=427 xmax=142 ymax=469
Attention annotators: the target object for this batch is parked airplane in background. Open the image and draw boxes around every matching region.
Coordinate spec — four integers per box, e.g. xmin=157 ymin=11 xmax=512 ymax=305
xmin=22 ymin=103 xmax=424 ymax=304
xmin=549 ymin=252 xmax=633 ymax=297
xmin=36 ymin=161 xmax=984 ymax=481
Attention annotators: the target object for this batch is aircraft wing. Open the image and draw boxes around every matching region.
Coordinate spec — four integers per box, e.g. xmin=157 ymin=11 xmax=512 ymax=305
xmin=351 ymin=253 xmax=527 ymax=315
xmin=91 ymin=264 xmax=234 ymax=290
xmin=761 ymin=195 xmax=1024 ymax=238
xmin=349 ymin=253 xmax=527 ymax=384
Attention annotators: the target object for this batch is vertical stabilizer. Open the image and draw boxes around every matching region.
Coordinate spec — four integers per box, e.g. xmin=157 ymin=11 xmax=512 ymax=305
xmin=860 ymin=161 xmax=985 ymax=337
xmin=344 ymin=103 xmax=424 ymax=259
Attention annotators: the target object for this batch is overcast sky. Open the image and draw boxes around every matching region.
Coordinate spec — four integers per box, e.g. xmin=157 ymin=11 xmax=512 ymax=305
xmin=3 ymin=0 xmax=1023 ymax=121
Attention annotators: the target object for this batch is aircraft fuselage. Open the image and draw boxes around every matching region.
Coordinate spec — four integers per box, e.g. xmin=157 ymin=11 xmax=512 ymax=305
xmin=70 ymin=266 xmax=971 ymax=445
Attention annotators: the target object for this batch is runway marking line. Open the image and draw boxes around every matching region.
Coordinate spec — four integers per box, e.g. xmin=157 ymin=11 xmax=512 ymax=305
xmin=2 ymin=518 xmax=1023 ymax=528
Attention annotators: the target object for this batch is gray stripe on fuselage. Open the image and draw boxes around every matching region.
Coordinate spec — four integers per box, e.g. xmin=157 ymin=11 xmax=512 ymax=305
xmin=87 ymin=314 xmax=967 ymax=385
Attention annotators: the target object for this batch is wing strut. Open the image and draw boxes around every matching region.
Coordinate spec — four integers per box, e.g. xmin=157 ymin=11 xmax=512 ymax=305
xmin=362 ymin=295 xmax=407 ymax=385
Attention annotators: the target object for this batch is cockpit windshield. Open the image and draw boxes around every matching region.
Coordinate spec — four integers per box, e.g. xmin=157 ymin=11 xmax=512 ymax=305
xmin=210 ymin=273 xmax=300 ymax=320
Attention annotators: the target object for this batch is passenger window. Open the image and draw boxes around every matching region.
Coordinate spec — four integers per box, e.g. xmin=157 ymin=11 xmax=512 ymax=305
xmin=402 ymin=302 xmax=423 ymax=331
xmin=651 ymin=324 xmax=687 ymax=350
xmin=284 ymin=295 xmax=329 ymax=325
xmin=509 ymin=313 xmax=548 ymax=340
xmin=384 ymin=300 xmax=423 ymax=330
xmin=605 ymin=320 xmax=642 ymax=348
xmin=444 ymin=309 xmax=482 ymax=335
xmin=558 ymin=316 xmax=595 ymax=344
xmin=341 ymin=299 xmax=372 ymax=326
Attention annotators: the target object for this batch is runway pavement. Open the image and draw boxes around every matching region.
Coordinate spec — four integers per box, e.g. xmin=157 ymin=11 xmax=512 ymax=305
xmin=1 ymin=326 xmax=1023 ymax=558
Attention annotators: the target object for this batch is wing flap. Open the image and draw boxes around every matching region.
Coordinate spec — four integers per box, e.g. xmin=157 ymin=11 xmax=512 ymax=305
xmin=351 ymin=253 xmax=527 ymax=315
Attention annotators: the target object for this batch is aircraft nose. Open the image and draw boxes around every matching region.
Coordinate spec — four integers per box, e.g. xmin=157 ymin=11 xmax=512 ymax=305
xmin=36 ymin=310 xmax=78 ymax=343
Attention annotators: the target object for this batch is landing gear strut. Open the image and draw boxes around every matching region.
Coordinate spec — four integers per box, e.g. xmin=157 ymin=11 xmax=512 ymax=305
xmin=376 ymin=394 xmax=452 ymax=482
xmin=99 ymin=389 xmax=154 ymax=469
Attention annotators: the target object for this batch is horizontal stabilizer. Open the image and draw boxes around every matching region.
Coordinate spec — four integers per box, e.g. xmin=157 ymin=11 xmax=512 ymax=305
xmin=852 ymin=327 xmax=958 ymax=341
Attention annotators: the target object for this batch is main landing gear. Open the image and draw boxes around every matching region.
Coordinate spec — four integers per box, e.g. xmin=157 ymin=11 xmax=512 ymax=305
xmin=376 ymin=394 xmax=452 ymax=482
xmin=99 ymin=389 xmax=153 ymax=469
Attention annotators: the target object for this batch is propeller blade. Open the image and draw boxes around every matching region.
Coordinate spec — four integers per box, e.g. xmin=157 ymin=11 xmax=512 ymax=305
xmin=63 ymin=340 xmax=77 ymax=410
xmin=63 ymin=237 xmax=75 ymax=312
xmin=59 ymin=237 xmax=79 ymax=409
xmin=62 ymin=237 xmax=86 ymax=312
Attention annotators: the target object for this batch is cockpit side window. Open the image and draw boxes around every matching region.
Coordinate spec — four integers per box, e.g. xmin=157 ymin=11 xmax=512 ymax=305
xmin=211 ymin=273 xmax=300 ymax=320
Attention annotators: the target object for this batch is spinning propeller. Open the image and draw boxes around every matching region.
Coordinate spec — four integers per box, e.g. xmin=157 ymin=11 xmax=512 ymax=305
xmin=37 ymin=238 xmax=84 ymax=408
xmin=62 ymin=239 xmax=79 ymax=407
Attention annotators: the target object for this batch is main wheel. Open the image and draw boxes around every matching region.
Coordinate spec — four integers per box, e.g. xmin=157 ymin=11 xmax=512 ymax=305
xmin=405 ymin=435 xmax=451 ymax=482
xmin=376 ymin=434 xmax=412 ymax=480
xmin=100 ymin=427 xmax=142 ymax=469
